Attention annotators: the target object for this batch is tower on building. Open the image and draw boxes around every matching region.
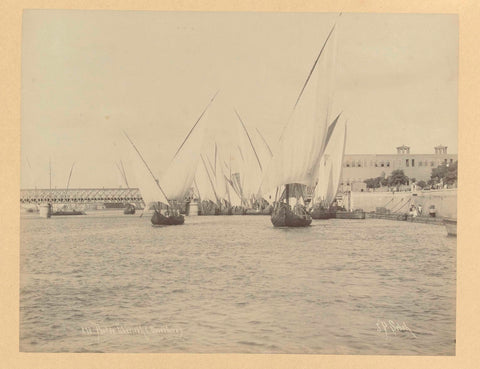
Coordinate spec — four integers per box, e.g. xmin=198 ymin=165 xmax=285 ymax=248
xmin=396 ymin=145 xmax=410 ymax=154
xmin=434 ymin=145 xmax=448 ymax=155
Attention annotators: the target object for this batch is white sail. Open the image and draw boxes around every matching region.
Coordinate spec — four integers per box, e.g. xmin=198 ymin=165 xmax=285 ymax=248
xmin=160 ymin=121 xmax=206 ymax=202
xmin=260 ymin=24 xmax=337 ymax=196
xmin=159 ymin=92 xmax=217 ymax=202
xmin=314 ymin=155 xmax=332 ymax=204
xmin=314 ymin=116 xmax=347 ymax=205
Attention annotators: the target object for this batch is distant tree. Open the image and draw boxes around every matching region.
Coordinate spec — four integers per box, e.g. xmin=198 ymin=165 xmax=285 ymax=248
xmin=430 ymin=161 xmax=458 ymax=186
xmin=387 ymin=170 xmax=409 ymax=187
xmin=364 ymin=177 xmax=381 ymax=189
xmin=417 ymin=180 xmax=427 ymax=189
xmin=431 ymin=164 xmax=448 ymax=184
xmin=445 ymin=161 xmax=458 ymax=185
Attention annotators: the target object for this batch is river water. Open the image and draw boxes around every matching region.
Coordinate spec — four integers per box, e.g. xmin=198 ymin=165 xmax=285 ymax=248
xmin=20 ymin=211 xmax=456 ymax=354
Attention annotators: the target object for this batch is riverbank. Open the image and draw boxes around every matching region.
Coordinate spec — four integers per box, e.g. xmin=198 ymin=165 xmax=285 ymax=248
xmin=349 ymin=188 xmax=457 ymax=218
xmin=366 ymin=212 xmax=445 ymax=226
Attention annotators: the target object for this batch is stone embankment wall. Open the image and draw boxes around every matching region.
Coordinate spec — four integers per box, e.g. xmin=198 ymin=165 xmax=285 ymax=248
xmin=347 ymin=189 xmax=457 ymax=218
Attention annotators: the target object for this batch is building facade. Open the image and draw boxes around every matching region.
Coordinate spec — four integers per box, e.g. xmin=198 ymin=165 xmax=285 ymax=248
xmin=341 ymin=145 xmax=457 ymax=190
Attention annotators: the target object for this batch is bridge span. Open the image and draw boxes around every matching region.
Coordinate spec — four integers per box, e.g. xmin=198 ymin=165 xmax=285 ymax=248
xmin=20 ymin=188 xmax=145 ymax=208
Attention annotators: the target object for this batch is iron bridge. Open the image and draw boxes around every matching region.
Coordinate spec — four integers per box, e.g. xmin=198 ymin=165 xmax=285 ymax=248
xmin=20 ymin=188 xmax=144 ymax=207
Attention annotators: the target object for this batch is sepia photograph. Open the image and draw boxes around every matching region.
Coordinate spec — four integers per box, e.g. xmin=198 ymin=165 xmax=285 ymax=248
xmin=19 ymin=10 xmax=457 ymax=355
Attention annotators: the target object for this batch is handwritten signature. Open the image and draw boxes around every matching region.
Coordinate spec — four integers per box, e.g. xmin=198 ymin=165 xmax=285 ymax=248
xmin=376 ymin=320 xmax=417 ymax=338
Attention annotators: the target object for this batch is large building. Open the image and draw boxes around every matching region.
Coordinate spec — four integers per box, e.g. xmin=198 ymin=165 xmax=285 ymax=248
xmin=341 ymin=145 xmax=457 ymax=190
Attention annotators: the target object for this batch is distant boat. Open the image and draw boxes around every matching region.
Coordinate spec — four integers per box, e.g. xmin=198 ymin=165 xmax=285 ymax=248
xmin=124 ymin=133 xmax=184 ymax=226
xmin=123 ymin=203 xmax=136 ymax=215
xmin=335 ymin=210 xmax=366 ymax=220
xmin=50 ymin=162 xmax=86 ymax=216
xmin=116 ymin=160 xmax=136 ymax=215
xmin=260 ymin=20 xmax=338 ymax=227
xmin=51 ymin=209 xmax=86 ymax=216
xmin=151 ymin=210 xmax=184 ymax=225
xmin=443 ymin=218 xmax=457 ymax=237
xmin=310 ymin=207 xmax=336 ymax=219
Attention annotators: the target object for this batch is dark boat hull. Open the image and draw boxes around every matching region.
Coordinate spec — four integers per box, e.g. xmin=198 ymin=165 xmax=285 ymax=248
xmin=335 ymin=210 xmax=365 ymax=219
xmin=124 ymin=204 xmax=136 ymax=215
xmin=245 ymin=209 xmax=268 ymax=216
xmin=231 ymin=207 xmax=246 ymax=215
xmin=310 ymin=208 xmax=336 ymax=219
xmin=151 ymin=211 xmax=185 ymax=225
xmin=51 ymin=210 xmax=86 ymax=216
xmin=218 ymin=207 xmax=233 ymax=215
xmin=271 ymin=203 xmax=312 ymax=227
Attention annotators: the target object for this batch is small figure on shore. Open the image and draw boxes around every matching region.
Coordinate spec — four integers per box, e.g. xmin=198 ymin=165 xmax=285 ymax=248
xmin=409 ymin=204 xmax=418 ymax=218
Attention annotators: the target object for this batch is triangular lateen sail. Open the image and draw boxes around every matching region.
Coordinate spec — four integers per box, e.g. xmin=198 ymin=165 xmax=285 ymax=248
xmin=260 ymin=22 xmax=338 ymax=196
xmin=313 ymin=116 xmax=347 ymax=206
xmin=160 ymin=93 xmax=218 ymax=201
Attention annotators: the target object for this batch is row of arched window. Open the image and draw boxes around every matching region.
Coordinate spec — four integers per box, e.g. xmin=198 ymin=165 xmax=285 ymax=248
xmin=344 ymin=160 xmax=391 ymax=168
xmin=344 ymin=158 xmax=454 ymax=168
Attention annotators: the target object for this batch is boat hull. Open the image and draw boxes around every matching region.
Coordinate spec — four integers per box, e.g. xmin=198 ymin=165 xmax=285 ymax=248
xmin=443 ymin=218 xmax=457 ymax=237
xmin=245 ymin=209 xmax=269 ymax=216
xmin=231 ymin=207 xmax=246 ymax=215
xmin=335 ymin=210 xmax=365 ymax=219
xmin=310 ymin=208 xmax=336 ymax=219
xmin=51 ymin=210 xmax=86 ymax=216
xmin=271 ymin=203 xmax=312 ymax=227
xmin=123 ymin=204 xmax=136 ymax=215
xmin=151 ymin=211 xmax=185 ymax=225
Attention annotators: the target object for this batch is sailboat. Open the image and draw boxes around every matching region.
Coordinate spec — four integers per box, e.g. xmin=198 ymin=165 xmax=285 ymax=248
xmin=50 ymin=161 xmax=86 ymax=216
xmin=124 ymin=132 xmax=185 ymax=225
xmin=116 ymin=160 xmax=136 ymax=215
xmin=260 ymin=20 xmax=338 ymax=227
xmin=126 ymin=92 xmax=216 ymax=225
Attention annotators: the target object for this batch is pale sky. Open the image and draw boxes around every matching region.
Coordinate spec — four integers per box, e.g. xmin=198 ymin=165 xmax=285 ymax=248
xmin=21 ymin=11 xmax=458 ymax=189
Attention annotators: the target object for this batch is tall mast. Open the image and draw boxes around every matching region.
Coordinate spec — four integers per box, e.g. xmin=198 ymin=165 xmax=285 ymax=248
xmin=123 ymin=131 xmax=170 ymax=204
xmin=116 ymin=160 xmax=130 ymax=188
xmin=120 ymin=160 xmax=129 ymax=188
xmin=235 ymin=109 xmax=263 ymax=171
xmin=255 ymin=128 xmax=273 ymax=157
xmin=65 ymin=162 xmax=75 ymax=198
xmin=279 ymin=19 xmax=338 ymax=140
xmin=200 ymin=154 xmax=220 ymax=206
xmin=172 ymin=90 xmax=219 ymax=161
xmin=193 ymin=178 xmax=204 ymax=214
xmin=214 ymin=143 xmax=218 ymax=177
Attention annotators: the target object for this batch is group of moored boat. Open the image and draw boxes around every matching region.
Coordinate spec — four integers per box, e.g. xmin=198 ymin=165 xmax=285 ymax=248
xmin=38 ymin=204 xmax=86 ymax=218
xmin=123 ymin=17 xmax=370 ymax=229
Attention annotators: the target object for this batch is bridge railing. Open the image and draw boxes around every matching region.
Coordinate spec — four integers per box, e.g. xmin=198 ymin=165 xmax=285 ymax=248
xmin=20 ymin=188 xmax=144 ymax=205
